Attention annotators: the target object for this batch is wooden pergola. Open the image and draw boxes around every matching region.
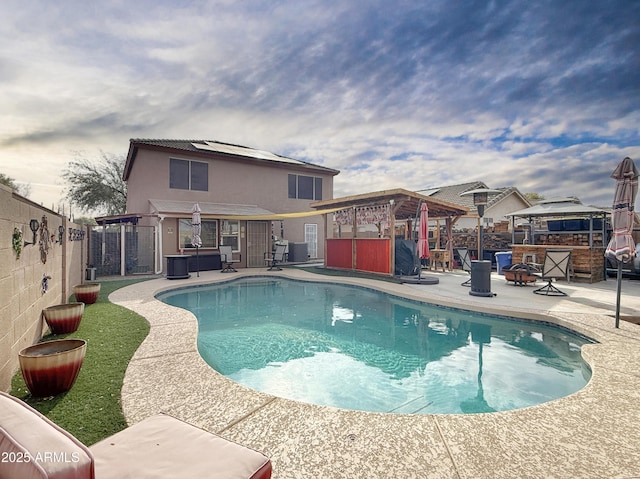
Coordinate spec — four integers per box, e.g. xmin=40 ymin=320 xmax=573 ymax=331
xmin=311 ymin=188 xmax=468 ymax=275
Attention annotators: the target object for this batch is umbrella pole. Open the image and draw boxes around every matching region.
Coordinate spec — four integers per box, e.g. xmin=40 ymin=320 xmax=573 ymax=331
xmin=615 ymin=263 xmax=622 ymax=328
xmin=196 ymin=245 xmax=200 ymax=277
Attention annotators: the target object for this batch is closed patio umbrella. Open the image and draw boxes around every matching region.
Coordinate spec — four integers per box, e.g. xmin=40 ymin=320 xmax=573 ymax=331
xmin=192 ymin=203 xmax=202 ymax=277
xmin=604 ymin=157 xmax=638 ymax=328
xmin=417 ymin=201 xmax=430 ymax=279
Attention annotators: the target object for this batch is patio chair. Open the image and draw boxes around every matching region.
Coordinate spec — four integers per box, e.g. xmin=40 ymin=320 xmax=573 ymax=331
xmin=0 ymin=391 xmax=272 ymax=479
xmin=456 ymin=248 xmax=472 ymax=286
xmin=265 ymin=243 xmax=287 ymax=271
xmin=533 ymin=249 xmax=572 ymax=296
xmin=220 ymin=245 xmax=240 ymax=273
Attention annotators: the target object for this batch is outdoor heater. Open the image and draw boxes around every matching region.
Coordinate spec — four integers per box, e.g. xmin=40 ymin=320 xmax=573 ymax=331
xmin=460 ymin=187 xmax=501 ymax=297
xmin=460 ymin=187 xmax=501 ymax=261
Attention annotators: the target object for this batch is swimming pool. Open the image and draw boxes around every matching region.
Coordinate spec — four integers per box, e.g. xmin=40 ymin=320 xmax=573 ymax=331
xmin=158 ymin=277 xmax=593 ymax=414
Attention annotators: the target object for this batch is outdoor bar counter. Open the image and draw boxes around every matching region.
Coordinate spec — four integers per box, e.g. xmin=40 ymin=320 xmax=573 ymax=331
xmin=511 ymin=244 xmax=605 ymax=283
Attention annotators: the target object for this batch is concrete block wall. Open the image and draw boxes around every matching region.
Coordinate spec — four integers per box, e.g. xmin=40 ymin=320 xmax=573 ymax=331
xmin=0 ymin=184 xmax=86 ymax=392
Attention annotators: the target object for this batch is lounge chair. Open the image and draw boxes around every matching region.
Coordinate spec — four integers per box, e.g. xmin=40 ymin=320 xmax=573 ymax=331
xmin=220 ymin=245 xmax=240 ymax=273
xmin=533 ymin=249 xmax=572 ymax=296
xmin=0 ymin=391 xmax=272 ymax=479
xmin=265 ymin=244 xmax=287 ymax=271
xmin=456 ymin=248 xmax=472 ymax=286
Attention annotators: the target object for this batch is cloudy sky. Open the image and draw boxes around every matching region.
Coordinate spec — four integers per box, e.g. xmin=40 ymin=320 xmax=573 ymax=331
xmin=2 ymin=0 xmax=639 ymax=213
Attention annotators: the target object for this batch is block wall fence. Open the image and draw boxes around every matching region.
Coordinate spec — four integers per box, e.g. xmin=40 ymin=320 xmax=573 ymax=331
xmin=0 ymin=184 xmax=87 ymax=392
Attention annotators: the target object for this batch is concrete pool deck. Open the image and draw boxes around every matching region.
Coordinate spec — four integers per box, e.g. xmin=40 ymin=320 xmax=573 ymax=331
xmin=110 ymin=268 xmax=640 ymax=479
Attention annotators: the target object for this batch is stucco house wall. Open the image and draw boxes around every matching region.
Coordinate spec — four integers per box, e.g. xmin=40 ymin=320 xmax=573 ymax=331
xmin=123 ymin=140 xmax=339 ymax=268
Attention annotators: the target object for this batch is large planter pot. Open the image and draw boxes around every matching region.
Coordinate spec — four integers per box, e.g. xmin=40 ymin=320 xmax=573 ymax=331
xmin=73 ymin=283 xmax=101 ymax=304
xmin=42 ymin=302 xmax=85 ymax=334
xmin=18 ymin=339 xmax=87 ymax=397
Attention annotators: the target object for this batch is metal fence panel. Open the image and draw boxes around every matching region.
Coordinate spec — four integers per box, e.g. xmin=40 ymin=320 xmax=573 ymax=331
xmin=89 ymin=225 xmax=155 ymax=276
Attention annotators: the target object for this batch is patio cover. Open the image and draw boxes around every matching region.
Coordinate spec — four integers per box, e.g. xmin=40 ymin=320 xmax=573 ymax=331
xmin=506 ymin=198 xmax=608 ymax=247
xmin=506 ymin=198 xmax=608 ymax=219
xmin=310 ymin=188 xmax=468 ymax=220
xmin=148 ymin=199 xmax=342 ymax=220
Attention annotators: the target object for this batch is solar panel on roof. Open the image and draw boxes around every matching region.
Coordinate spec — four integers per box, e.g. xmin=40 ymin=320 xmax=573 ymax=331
xmin=191 ymin=141 xmax=304 ymax=165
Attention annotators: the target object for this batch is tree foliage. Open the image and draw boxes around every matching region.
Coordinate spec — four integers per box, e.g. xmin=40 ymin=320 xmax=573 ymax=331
xmin=0 ymin=173 xmax=31 ymax=197
xmin=63 ymin=152 xmax=127 ymax=216
xmin=524 ymin=192 xmax=545 ymax=203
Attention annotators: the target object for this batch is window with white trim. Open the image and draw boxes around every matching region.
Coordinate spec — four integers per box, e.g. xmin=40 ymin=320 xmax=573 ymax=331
xmin=178 ymin=219 xmax=218 ymax=249
xmin=220 ymin=220 xmax=240 ymax=252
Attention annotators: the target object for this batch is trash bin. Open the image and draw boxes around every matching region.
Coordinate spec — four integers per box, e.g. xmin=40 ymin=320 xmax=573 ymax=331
xmin=85 ymin=267 xmax=96 ymax=281
xmin=494 ymin=251 xmax=512 ymax=275
xmin=470 ymin=260 xmax=493 ymax=297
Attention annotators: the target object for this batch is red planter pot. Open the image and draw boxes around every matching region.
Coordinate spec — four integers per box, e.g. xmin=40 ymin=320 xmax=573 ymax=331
xmin=42 ymin=302 xmax=85 ymax=334
xmin=18 ymin=339 xmax=87 ymax=397
xmin=73 ymin=283 xmax=101 ymax=304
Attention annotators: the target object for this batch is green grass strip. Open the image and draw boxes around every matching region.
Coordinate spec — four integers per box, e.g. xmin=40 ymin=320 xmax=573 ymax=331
xmin=10 ymin=279 xmax=150 ymax=446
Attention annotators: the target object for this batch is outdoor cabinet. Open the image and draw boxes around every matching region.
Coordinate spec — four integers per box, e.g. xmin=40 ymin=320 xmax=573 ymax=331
xmin=166 ymin=255 xmax=190 ymax=279
xmin=188 ymin=253 xmax=222 ymax=272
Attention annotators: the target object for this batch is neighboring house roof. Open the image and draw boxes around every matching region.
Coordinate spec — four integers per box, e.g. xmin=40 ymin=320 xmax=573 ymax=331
xmin=124 ymin=139 xmax=340 ymax=181
xmin=417 ymin=181 xmax=531 ymax=216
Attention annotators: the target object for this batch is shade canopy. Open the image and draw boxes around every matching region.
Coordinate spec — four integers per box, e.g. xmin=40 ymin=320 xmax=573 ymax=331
xmin=417 ymin=202 xmax=430 ymax=259
xmin=191 ymin=203 xmax=202 ymax=248
xmin=605 ymin=157 xmax=638 ymax=263
xmin=507 ymin=198 xmax=607 ymax=218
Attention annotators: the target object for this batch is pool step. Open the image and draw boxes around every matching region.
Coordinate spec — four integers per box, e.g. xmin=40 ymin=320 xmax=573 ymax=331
xmin=387 ymin=396 xmax=433 ymax=414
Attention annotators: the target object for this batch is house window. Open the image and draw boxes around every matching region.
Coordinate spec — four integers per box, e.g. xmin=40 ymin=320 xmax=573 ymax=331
xmin=288 ymin=174 xmax=322 ymax=200
xmin=220 ymin=220 xmax=240 ymax=252
xmin=178 ymin=219 xmax=218 ymax=249
xmin=170 ymin=159 xmax=208 ymax=191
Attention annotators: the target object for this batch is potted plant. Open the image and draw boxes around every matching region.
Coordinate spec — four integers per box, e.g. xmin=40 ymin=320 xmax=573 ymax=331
xmin=18 ymin=339 xmax=86 ymax=397
xmin=73 ymin=283 xmax=101 ymax=304
xmin=42 ymin=302 xmax=85 ymax=334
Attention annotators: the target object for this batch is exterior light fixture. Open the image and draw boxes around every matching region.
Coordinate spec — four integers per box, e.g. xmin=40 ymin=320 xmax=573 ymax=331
xmin=24 ymin=219 xmax=40 ymax=246
xmin=460 ymin=188 xmax=501 ymax=261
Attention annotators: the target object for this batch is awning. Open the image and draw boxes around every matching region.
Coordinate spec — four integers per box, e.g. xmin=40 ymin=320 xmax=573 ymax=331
xmin=148 ymin=199 xmax=343 ymax=220
xmin=94 ymin=214 xmax=143 ymax=225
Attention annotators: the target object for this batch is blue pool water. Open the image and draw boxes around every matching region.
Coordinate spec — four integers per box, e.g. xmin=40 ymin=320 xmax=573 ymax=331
xmin=158 ymin=277 xmax=593 ymax=414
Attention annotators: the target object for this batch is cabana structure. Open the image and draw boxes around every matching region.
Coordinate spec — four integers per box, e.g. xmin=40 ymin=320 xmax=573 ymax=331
xmin=311 ymin=189 xmax=468 ymax=276
xmin=506 ymin=198 xmax=609 ymax=282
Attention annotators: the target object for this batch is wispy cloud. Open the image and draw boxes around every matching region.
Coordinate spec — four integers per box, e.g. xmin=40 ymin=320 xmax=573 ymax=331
xmin=1 ymin=0 xmax=638 ymax=209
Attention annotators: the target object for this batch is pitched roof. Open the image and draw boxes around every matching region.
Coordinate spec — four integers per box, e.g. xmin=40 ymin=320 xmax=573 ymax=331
xmin=311 ymin=188 xmax=468 ymax=219
xmin=417 ymin=182 xmax=531 ymax=214
xmin=124 ymin=139 xmax=340 ymax=180
xmin=507 ymin=198 xmax=608 ymax=218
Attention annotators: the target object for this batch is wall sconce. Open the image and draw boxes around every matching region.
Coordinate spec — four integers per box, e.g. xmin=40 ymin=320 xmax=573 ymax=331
xmin=24 ymin=219 xmax=40 ymax=246
xmin=57 ymin=225 xmax=65 ymax=244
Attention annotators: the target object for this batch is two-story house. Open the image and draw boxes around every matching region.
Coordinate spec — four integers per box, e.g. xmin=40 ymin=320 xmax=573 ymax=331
xmin=123 ymin=139 xmax=340 ymax=271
